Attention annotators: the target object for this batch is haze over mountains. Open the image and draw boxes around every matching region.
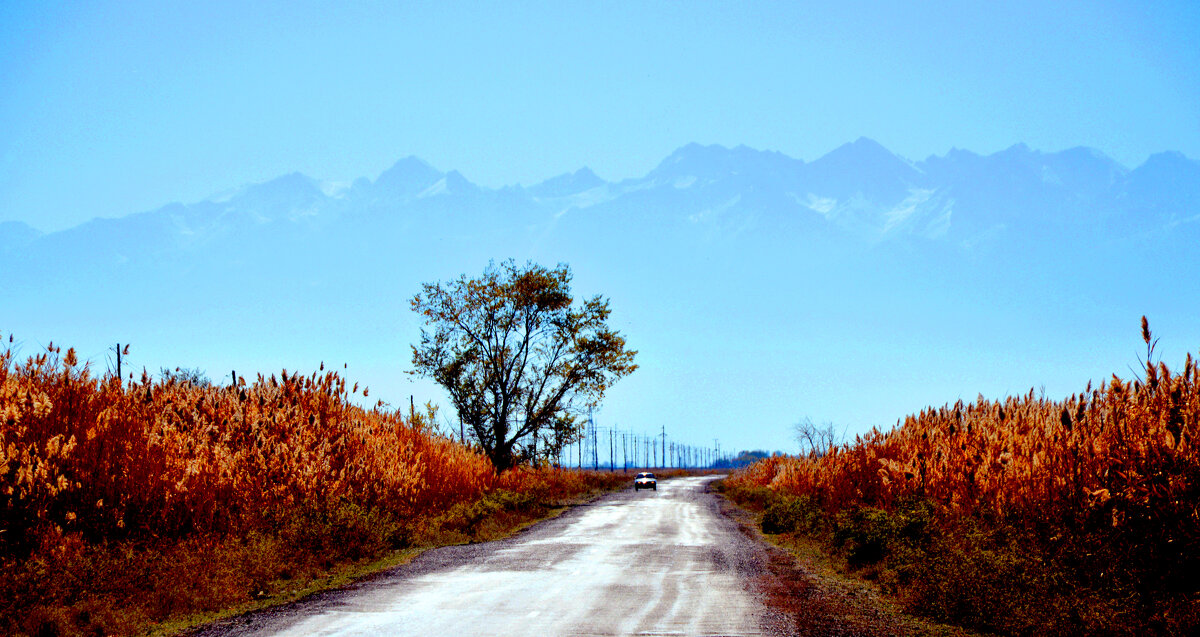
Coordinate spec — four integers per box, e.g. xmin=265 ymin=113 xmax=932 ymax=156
xmin=3 ymin=138 xmax=1198 ymax=449
xmin=6 ymin=137 xmax=1198 ymax=259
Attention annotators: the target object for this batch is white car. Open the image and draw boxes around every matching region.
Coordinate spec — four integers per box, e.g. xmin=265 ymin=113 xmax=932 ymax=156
xmin=634 ymin=472 xmax=657 ymax=491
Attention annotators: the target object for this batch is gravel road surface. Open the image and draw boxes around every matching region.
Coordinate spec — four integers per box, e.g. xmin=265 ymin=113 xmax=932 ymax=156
xmin=195 ymin=475 xmax=781 ymax=636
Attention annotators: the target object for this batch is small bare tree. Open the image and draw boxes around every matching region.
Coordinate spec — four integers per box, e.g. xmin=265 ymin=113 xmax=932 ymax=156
xmin=794 ymin=417 xmax=839 ymax=459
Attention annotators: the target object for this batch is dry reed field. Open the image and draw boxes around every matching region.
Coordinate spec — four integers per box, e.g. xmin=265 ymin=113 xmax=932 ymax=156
xmin=0 ymin=334 xmax=627 ymax=636
xmin=725 ymin=319 xmax=1200 ymax=636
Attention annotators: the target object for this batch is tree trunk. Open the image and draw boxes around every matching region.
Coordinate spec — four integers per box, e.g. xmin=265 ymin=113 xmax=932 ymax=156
xmin=491 ymin=442 xmax=516 ymax=472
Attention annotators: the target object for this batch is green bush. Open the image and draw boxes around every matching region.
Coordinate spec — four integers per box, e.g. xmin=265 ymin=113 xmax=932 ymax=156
xmin=897 ymin=520 xmax=1129 ymax=636
xmin=830 ymin=506 xmax=898 ymax=565
xmin=434 ymin=489 xmax=538 ymax=537
xmin=816 ymin=503 xmax=1139 ymax=635
xmin=275 ymin=499 xmax=408 ymax=560
xmin=761 ymin=495 xmax=821 ymax=535
xmin=718 ymin=482 xmax=776 ymax=511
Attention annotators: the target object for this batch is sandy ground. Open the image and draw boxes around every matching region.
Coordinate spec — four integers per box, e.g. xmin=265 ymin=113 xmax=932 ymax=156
xmin=192 ymin=475 xmax=783 ymax=637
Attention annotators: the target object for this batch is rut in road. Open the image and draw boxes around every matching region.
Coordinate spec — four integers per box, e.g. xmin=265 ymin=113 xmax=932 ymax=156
xmin=197 ymin=475 xmax=780 ymax=637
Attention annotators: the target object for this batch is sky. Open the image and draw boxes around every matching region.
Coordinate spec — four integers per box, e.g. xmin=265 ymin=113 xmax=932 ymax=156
xmin=2 ymin=1 xmax=1198 ymax=232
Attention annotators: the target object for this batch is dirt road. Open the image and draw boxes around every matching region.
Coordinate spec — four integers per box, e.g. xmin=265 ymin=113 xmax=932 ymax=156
xmin=195 ymin=475 xmax=783 ymax=636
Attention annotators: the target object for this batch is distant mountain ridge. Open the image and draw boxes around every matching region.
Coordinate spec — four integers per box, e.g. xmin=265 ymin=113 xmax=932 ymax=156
xmin=4 ymin=139 xmax=1196 ymax=259
xmin=2 ymin=138 xmax=1198 ymax=314
xmin=9 ymin=138 xmax=1196 ymax=260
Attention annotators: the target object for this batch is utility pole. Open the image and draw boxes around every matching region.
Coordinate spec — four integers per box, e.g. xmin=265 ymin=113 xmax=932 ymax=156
xmin=609 ymin=428 xmax=614 ymax=472
xmin=113 ymin=343 xmax=122 ymax=380
xmin=661 ymin=425 xmax=666 ymax=470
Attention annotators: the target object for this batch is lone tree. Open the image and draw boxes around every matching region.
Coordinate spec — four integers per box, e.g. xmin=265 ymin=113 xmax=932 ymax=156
xmin=411 ymin=261 xmax=637 ymax=471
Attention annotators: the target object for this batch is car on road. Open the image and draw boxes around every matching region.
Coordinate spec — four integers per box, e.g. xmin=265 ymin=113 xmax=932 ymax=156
xmin=634 ymin=472 xmax=657 ymax=491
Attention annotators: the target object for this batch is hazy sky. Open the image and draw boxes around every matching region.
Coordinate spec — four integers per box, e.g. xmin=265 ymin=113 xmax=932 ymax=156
xmin=2 ymin=1 xmax=1198 ymax=231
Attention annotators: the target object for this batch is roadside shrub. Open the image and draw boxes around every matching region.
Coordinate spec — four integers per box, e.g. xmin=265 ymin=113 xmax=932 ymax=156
xmin=438 ymin=489 xmax=537 ymax=537
xmin=718 ymin=482 xmax=776 ymax=511
xmin=275 ymin=499 xmax=408 ymax=561
xmin=830 ymin=506 xmax=898 ymax=566
xmin=900 ymin=519 xmax=1129 ymax=636
xmin=761 ymin=494 xmax=820 ymax=535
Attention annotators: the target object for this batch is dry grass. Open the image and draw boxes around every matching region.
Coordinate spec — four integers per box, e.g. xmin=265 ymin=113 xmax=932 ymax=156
xmin=726 ymin=322 xmax=1200 ymax=635
xmin=0 ymin=335 xmax=626 ymax=636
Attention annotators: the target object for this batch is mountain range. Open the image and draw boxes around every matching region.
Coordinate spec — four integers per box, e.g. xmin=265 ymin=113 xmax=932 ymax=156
xmin=2 ymin=138 xmax=1198 ymax=448
xmin=5 ymin=137 xmax=1198 ymax=266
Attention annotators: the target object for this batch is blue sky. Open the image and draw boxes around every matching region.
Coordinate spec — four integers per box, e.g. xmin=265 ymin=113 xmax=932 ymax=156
xmin=2 ymin=1 xmax=1197 ymax=232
